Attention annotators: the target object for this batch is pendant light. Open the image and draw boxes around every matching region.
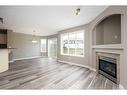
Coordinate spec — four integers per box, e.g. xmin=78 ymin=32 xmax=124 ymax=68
xmin=32 ymin=30 xmax=38 ymax=43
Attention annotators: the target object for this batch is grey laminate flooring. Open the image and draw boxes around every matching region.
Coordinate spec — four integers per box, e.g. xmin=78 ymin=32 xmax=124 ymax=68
xmin=0 ymin=58 xmax=119 ymax=89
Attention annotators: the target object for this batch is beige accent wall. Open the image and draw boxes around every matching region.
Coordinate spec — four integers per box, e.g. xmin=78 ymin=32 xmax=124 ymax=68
xmin=7 ymin=31 xmax=41 ymax=61
xmin=103 ymin=14 xmax=121 ymax=44
xmin=57 ymin=24 xmax=90 ymax=67
xmin=95 ymin=14 xmax=121 ymax=45
xmin=47 ymin=34 xmax=58 ymax=39
xmin=96 ymin=21 xmax=104 ymax=45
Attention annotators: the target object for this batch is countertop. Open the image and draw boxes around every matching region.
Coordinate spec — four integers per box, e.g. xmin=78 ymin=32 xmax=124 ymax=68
xmin=0 ymin=48 xmax=16 ymax=49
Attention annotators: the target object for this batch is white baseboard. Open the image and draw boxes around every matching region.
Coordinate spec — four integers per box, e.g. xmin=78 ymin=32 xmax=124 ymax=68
xmin=14 ymin=56 xmax=42 ymax=61
xmin=119 ymin=84 xmax=125 ymax=89
xmin=9 ymin=56 xmax=42 ymax=63
xmin=57 ymin=60 xmax=96 ymax=72
xmin=9 ymin=60 xmax=15 ymax=63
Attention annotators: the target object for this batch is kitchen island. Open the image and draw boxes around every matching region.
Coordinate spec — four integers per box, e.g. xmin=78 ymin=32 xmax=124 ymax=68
xmin=0 ymin=48 xmax=14 ymax=73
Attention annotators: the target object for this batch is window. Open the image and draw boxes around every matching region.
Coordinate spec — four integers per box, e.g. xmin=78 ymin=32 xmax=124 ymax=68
xmin=61 ymin=33 xmax=69 ymax=55
xmin=41 ymin=39 xmax=47 ymax=52
xmin=61 ymin=30 xmax=84 ymax=57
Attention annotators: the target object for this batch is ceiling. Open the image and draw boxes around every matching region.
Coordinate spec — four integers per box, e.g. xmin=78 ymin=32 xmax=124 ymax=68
xmin=0 ymin=6 xmax=108 ymax=36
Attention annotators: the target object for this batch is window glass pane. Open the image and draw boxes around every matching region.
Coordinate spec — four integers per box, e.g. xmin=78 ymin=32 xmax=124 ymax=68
xmin=62 ymin=34 xmax=69 ymax=54
xmin=77 ymin=31 xmax=84 ymax=40
xmin=68 ymin=32 xmax=76 ymax=55
xmin=75 ymin=31 xmax=84 ymax=56
xmin=41 ymin=39 xmax=46 ymax=52
xmin=48 ymin=38 xmax=57 ymax=58
xmin=61 ymin=30 xmax=84 ymax=57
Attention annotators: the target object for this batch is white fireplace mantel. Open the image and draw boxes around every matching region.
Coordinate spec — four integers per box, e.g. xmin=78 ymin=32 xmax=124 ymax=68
xmin=92 ymin=44 xmax=124 ymax=50
xmin=92 ymin=46 xmax=124 ymax=85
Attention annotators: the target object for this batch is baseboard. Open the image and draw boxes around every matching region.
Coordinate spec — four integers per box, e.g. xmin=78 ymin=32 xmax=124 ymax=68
xmin=14 ymin=56 xmax=42 ymax=61
xmin=57 ymin=60 xmax=96 ymax=72
xmin=9 ymin=56 xmax=42 ymax=63
xmin=9 ymin=60 xmax=15 ymax=63
xmin=119 ymin=84 xmax=125 ymax=89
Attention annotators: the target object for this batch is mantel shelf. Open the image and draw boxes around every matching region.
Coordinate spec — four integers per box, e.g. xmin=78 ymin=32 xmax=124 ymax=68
xmin=92 ymin=44 xmax=124 ymax=50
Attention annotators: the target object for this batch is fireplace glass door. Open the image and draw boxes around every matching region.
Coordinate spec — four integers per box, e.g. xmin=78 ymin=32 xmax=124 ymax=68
xmin=99 ymin=58 xmax=117 ymax=78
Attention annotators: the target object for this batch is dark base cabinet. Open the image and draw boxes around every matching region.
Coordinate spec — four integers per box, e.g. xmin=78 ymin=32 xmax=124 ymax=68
xmin=0 ymin=29 xmax=10 ymax=49
xmin=0 ymin=44 xmax=7 ymax=48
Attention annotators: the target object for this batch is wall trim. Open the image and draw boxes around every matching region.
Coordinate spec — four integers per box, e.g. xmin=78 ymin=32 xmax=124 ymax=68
xmin=9 ymin=60 xmax=15 ymax=63
xmin=57 ymin=60 xmax=96 ymax=72
xmin=119 ymin=84 xmax=125 ymax=89
xmin=9 ymin=56 xmax=42 ymax=63
xmin=14 ymin=56 xmax=42 ymax=61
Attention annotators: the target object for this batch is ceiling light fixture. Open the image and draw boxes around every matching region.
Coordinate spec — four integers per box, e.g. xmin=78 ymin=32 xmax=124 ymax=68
xmin=75 ymin=8 xmax=80 ymax=15
xmin=32 ymin=30 xmax=38 ymax=43
xmin=0 ymin=17 xmax=3 ymax=24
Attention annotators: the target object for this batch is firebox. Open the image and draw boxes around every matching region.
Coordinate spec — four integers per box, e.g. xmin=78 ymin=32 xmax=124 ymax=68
xmin=98 ymin=56 xmax=117 ymax=83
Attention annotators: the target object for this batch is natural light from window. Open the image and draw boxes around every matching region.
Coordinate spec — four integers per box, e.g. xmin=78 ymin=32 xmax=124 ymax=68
xmin=41 ymin=39 xmax=47 ymax=52
xmin=61 ymin=30 xmax=84 ymax=57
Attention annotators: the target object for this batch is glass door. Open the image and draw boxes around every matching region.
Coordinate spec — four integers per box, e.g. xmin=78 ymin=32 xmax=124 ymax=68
xmin=48 ymin=38 xmax=57 ymax=58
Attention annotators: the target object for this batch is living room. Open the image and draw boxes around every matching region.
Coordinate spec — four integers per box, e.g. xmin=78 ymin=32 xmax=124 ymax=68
xmin=0 ymin=4 xmax=127 ymax=92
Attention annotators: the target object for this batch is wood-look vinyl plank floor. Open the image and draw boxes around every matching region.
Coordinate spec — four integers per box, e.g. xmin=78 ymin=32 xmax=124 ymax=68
xmin=0 ymin=58 xmax=119 ymax=89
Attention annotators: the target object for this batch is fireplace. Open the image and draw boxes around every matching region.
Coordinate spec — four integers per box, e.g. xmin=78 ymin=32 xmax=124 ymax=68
xmin=98 ymin=56 xmax=117 ymax=83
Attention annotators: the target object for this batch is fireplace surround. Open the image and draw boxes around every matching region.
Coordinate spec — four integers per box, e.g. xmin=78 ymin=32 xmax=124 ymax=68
xmin=99 ymin=56 xmax=117 ymax=83
xmin=96 ymin=52 xmax=120 ymax=84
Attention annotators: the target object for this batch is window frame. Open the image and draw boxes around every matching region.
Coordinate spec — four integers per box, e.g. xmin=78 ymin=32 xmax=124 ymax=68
xmin=60 ymin=30 xmax=85 ymax=57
